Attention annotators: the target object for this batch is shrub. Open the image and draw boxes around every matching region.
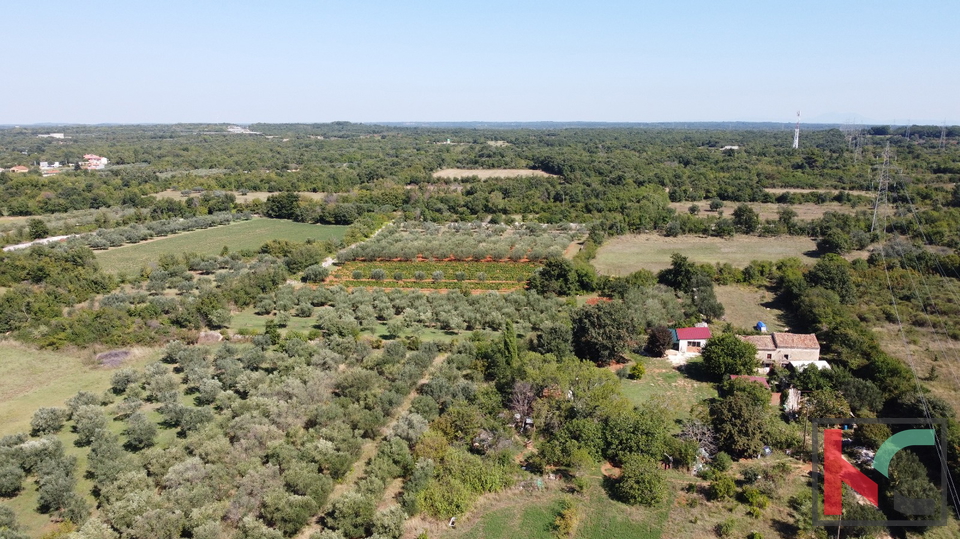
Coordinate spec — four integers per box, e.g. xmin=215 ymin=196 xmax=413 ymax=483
xmin=303 ymin=265 xmax=330 ymax=283
xmin=371 ymin=268 xmax=386 ymax=281
xmin=393 ymin=271 xmax=404 ymax=281
xmin=414 ymin=271 xmax=425 ymax=281
xmin=431 ymin=271 xmax=444 ymax=283
xmin=352 ymin=270 xmax=363 ymax=280
xmin=715 ymin=519 xmax=736 ymax=537
xmin=124 ymin=412 xmax=157 ymax=450
xmin=31 ymin=407 xmax=68 ymax=436
xmin=553 ymin=497 xmax=581 ymax=538
xmin=476 ymin=272 xmax=486 ymax=282
xmin=708 ymin=474 xmax=736 ymax=501
xmin=612 ymin=454 xmax=666 ymax=506
xmin=629 ymin=362 xmax=645 ymax=380
xmin=712 ymin=451 xmax=732 ymax=472
xmin=455 ymin=271 xmax=467 ymax=282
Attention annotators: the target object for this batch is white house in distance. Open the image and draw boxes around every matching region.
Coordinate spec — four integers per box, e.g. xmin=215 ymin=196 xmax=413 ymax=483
xmin=738 ymin=332 xmax=820 ymax=368
xmin=672 ymin=326 xmax=712 ymax=354
xmin=83 ymin=154 xmax=109 ymax=170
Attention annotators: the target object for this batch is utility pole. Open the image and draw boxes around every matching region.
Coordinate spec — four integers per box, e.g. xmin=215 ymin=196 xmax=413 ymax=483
xmin=792 ymin=111 xmax=801 ymax=150
xmin=871 ymin=144 xmax=892 ymax=233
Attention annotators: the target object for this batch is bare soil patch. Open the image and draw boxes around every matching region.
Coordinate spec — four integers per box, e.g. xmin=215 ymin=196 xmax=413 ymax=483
xmin=432 ymin=168 xmax=556 ymax=180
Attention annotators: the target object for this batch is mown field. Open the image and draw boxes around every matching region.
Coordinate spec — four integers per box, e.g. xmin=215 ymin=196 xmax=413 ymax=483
xmin=95 ymin=218 xmax=347 ymax=274
xmin=592 ymin=234 xmax=821 ymax=275
xmin=331 ymin=261 xmax=539 ymax=289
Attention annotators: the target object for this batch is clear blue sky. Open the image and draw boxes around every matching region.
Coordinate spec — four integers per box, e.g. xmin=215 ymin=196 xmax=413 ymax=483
xmin=4 ymin=0 xmax=958 ymax=124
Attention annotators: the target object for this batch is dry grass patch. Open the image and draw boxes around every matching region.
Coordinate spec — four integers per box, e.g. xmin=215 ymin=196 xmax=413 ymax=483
xmin=153 ymin=189 xmax=331 ymax=203
xmin=671 ymin=201 xmax=880 ymax=221
xmin=593 ymin=234 xmax=820 ymax=276
xmin=714 ymin=285 xmax=790 ymax=332
xmin=432 ymin=168 xmax=557 ymax=180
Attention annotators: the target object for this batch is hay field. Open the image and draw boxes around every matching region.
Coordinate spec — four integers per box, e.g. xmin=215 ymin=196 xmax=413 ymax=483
xmin=592 ymin=234 xmax=820 ymax=275
xmin=95 ymin=218 xmax=348 ymax=274
xmin=432 ymin=168 xmax=557 ymax=179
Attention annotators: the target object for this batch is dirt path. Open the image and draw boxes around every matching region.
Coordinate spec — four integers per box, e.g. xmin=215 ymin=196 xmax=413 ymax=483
xmin=295 ymin=352 xmax=448 ymax=539
xmin=321 ymin=222 xmax=390 ymax=268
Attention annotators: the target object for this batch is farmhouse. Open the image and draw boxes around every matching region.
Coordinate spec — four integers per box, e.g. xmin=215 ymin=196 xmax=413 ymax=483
xmin=83 ymin=154 xmax=109 ymax=170
xmin=672 ymin=326 xmax=711 ymax=354
xmin=10 ymin=165 xmax=29 ymax=173
xmin=738 ymin=332 xmax=820 ymax=367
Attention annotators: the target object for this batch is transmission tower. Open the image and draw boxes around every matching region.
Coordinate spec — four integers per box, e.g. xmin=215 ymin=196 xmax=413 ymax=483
xmin=792 ymin=111 xmax=801 ymax=149
xmin=940 ymin=122 xmax=948 ymax=151
xmin=871 ymin=144 xmax=892 ymax=233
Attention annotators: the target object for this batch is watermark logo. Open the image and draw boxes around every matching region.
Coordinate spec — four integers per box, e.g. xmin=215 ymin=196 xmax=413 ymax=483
xmin=811 ymin=418 xmax=948 ymax=527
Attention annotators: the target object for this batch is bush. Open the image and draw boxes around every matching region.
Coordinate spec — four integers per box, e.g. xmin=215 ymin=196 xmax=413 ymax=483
xmin=629 ymin=362 xmax=645 ymax=380
xmin=708 ymin=474 xmax=736 ymax=500
xmin=431 ymin=271 xmax=444 ymax=283
xmin=393 ymin=271 xmax=404 ymax=281
xmin=352 ymin=270 xmax=363 ymax=279
xmin=371 ymin=268 xmax=386 ymax=281
xmin=303 ymin=265 xmax=330 ymax=283
xmin=712 ymin=451 xmax=732 ymax=472
xmin=124 ymin=412 xmax=157 ymax=450
xmin=73 ymin=405 xmax=107 ymax=446
xmin=612 ymin=454 xmax=666 ymax=506
xmin=553 ymin=497 xmax=581 ymax=538
xmin=31 ymin=407 xmax=68 ymax=436
xmin=715 ymin=518 xmax=736 ymax=537
xmin=414 ymin=271 xmax=426 ymax=281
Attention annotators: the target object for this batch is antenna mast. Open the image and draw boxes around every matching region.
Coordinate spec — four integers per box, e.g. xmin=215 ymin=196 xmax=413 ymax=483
xmin=871 ymin=144 xmax=892 ymax=233
xmin=792 ymin=111 xmax=801 ymax=149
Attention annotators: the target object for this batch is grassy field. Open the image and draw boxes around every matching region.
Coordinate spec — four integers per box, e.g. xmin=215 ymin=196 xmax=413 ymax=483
xmin=714 ymin=285 xmax=790 ymax=332
xmin=592 ymin=234 xmax=821 ymax=275
xmin=0 ymin=342 xmax=160 ymax=437
xmin=95 ymin=218 xmax=348 ymax=274
xmin=672 ymin=201 xmax=883 ymax=222
xmin=229 ymin=307 xmax=465 ymax=342
xmin=620 ymin=358 xmax=717 ymax=427
xmin=439 ymin=469 xmax=670 ymax=539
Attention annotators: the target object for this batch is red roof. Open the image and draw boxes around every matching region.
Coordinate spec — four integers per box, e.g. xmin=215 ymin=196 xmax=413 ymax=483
xmin=675 ymin=327 xmax=711 ymax=340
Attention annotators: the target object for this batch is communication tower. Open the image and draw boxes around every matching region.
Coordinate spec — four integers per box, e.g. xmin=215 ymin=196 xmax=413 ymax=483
xmin=792 ymin=111 xmax=801 ymax=149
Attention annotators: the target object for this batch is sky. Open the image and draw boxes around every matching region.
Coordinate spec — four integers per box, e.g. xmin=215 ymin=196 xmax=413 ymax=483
xmin=4 ymin=0 xmax=959 ymax=124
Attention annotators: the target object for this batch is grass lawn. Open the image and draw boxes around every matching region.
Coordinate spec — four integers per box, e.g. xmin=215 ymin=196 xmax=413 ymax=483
xmin=0 ymin=342 xmax=160 ymax=437
xmin=714 ymin=284 xmax=790 ymax=333
xmin=620 ymin=358 xmax=717 ymax=427
xmin=592 ymin=234 xmax=821 ymax=276
xmin=95 ymin=218 xmax=348 ymax=274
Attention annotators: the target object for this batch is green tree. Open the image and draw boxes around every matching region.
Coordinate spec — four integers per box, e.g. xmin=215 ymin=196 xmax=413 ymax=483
xmin=732 ymin=204 xmax=760 ymax=234
xmin=527 ymin=258 xmax=577 ymax=296
xmin=124 ymin=412 xmax=157 ymax=450
xmin=710 ymin=394 xmax=768 ymax=458
xmin=644 ymin=326 xmax=673 ymax=357
xmin=806 ymin=254 xmax=855 ymax=304
xmin=27 ymin=218 xmax=50 ymax=240
xmin=701 ymin=333 xmax=759 ymax=380
xmin=612 ymin=454 xmax=666 ymax=506
xmin=572 ymin=300 xmax=637 ymax=366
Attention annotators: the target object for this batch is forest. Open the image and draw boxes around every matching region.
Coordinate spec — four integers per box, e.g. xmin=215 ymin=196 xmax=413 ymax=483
xmin=1 ymin=123 xmax=960 ymax=539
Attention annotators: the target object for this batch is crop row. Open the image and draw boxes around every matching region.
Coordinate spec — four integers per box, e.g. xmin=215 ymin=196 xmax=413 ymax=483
xmin=335 ymin=280 xmax=523 ymax=291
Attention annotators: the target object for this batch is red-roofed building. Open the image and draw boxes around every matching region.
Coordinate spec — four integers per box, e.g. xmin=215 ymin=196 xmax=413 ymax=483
xmin=738 ymin=332 xmax=820 ymax=367
xmin=671 ymin=326 xmax=712 ymax=353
